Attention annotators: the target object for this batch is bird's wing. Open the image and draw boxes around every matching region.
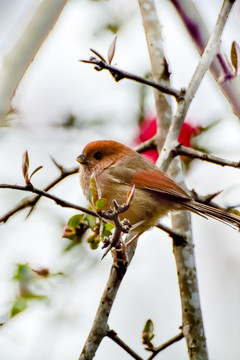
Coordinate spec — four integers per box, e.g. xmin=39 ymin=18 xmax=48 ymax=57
xmin=109 ymin=166 xmax=190 ymax=200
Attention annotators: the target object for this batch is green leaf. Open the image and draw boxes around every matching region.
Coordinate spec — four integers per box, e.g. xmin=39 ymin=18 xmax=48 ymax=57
xmin=95 ymin=198 xmax=106 ymax=211
xmin=100 ymin=222 xmax=114 ymax=240
xmin=13 ymin=263 xmax=31 ymax=282
xmin=62 ymin=225 xmax=77 ymax=240
xmin=87 ymin=233 xmax=100 ymax=250
xmin=68 ymin=214 xmax=84 ymax=228
xmin=230 ymin=209 xmax=240 ymax=216
xmin=84 ymin=213 xmax=97 ymax=229
xmin=104 ymin=223 xmax=114 ymax=231
xmin=142 ymin=319 xmax=154 ymax=345
xmin=11 ymin=297 xmax=28 ymax=317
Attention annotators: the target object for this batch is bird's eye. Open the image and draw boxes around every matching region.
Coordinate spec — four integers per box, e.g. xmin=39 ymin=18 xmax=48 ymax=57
xmin=93 ymin=151 xmax=103 ymax=160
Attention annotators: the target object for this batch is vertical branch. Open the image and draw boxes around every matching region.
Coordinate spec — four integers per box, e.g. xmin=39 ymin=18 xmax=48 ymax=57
xmin=78 ymin=240 xmax=137 ymax=360
xmin=79 ymin=265 xmax=125 ymax=360
xmin=0 ymin=0 xmax=69 ymax=123
xmin=169 ymin=163 xmax=208 ymax=360
xmin=138 ymin=1 xmax=208 ymax=359
xmin=138 ymin=0 xmax=172 ymax=152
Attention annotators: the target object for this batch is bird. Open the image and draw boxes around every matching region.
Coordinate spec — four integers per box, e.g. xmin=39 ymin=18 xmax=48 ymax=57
xmin=77 ymin=139 xmax=240 ymax=235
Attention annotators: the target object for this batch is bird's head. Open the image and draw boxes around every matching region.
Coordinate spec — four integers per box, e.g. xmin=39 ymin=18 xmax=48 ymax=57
xmin=77 ymin=140 xmax=133 ymax=173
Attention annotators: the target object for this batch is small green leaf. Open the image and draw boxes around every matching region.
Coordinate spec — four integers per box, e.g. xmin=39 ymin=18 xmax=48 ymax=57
xmin=87 ymin=233 xmax=100 ymax=250
xmin=13 ymin=263 xmax=31 ymax=282
xmin=11 ymin=297 xmax=28 ymax=317
xmin=142 ymin=319 xmax=154 ymax=346
xmin=95 ymin=198 xmax=106 ymax=211
xmin=101 ymin=222 xmax=114 ymax=240
xmin=85 ymin=213 xmax=97 ymax=229
xmin=230 ymin=209 xmax=240 ymax=216
xmin=68 ymin=214 xmax=84 ymax=228
xmin=104 ymin=223 xmax=114 ymax=231
xmin=62 ymin=225 xmax=76 ymax=240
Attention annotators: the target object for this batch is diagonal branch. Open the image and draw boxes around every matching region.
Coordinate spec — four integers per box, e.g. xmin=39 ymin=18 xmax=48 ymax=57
xmin=158 ymin=0 xmax=236 ymax=172
xmin=169 ymin=0 xmax=240 ymax=119
xmin=147 ymin=332 xmax=184 ymax=360
xmin=0 ymin=0 xmax=69 ymax=123
xmin=107 ymin=330 xmax=143 ymax=360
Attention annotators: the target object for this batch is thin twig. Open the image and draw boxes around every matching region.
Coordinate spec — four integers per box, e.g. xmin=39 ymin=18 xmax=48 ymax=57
xmin=135 ymin=138 xmax=240 ymax=170
xmin=0 ymin=165 xmax=78 ymax=223
xmin=173 ymin=144 xmax=240 ymax=168
xmin=134 ymin=136 xmax=157 ymax=154
xmin=156 ymin=223 xmax=187 ymax=246
xmin=80 ymin=58 xmax=181 ymax=100
xmin=107 ymin=330 xmax=143 ymax=360
xmin=0 ymin=183 xmax=96 ymax=218
xmin=147 ymin=332 xmax=184 ymax=360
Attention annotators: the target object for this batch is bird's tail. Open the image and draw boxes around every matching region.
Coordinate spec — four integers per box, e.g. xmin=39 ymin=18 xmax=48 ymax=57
xmin=183 ymin=200 xmax=240 ymax=230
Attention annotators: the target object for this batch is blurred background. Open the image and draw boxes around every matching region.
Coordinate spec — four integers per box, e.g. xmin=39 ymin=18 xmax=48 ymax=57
xmin=0 ymin=0 xmax=240 ymax=359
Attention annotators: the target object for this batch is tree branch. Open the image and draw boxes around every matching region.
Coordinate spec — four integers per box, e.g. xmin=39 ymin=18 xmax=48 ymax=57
xmin=135 ymin=139 xmax=240 ymax=170
xmin=107 ymin=330 xmax=143 ymax=360
xmin=156 ymin=223 xmax=187 ymax=246
xmin=80 ymin=58 xmax=181 ymax=101
xmin=138 ymin=0 xmax=215 ymax=358
xmin=158 ymin=0 xmax=235 ymax=171
xmin=0 ymin=183 xmax=96 ymax=218
xmin=0 ymin=0 xmax=69 ymax=123
xmin=169 ymin=0 xmax=240 ymax=119
xmin=0 ymin=165 xmax=78 ymax=223
xmin=78 ymin=240 xmax=137 ymax=360
xmin=173 ymin=144 xmax=240 ymax=168
xmin=138 ymin=0 xmax=174 ymax=152
xmin=99 ymin=200 xmax=131 ymax=259
xmin=134 ymin=136 xmax=157 ymax=154
xmin=147 ymin=332 xmax=184 ymax=360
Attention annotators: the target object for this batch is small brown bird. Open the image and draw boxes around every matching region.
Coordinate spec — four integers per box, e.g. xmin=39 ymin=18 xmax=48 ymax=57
xmin=77 ymin=140 xmax=240 ymax=234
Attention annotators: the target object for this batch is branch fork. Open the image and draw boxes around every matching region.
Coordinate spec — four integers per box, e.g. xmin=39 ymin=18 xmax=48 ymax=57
xmin=99 ymin=199 xmax=132 ymax=260
xmin=80 ymin=48 xmax=181 ymax=101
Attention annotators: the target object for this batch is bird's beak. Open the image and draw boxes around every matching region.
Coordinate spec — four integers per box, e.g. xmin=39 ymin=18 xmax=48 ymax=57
xmin=76 ymin=154 xmax=87 ymax=164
